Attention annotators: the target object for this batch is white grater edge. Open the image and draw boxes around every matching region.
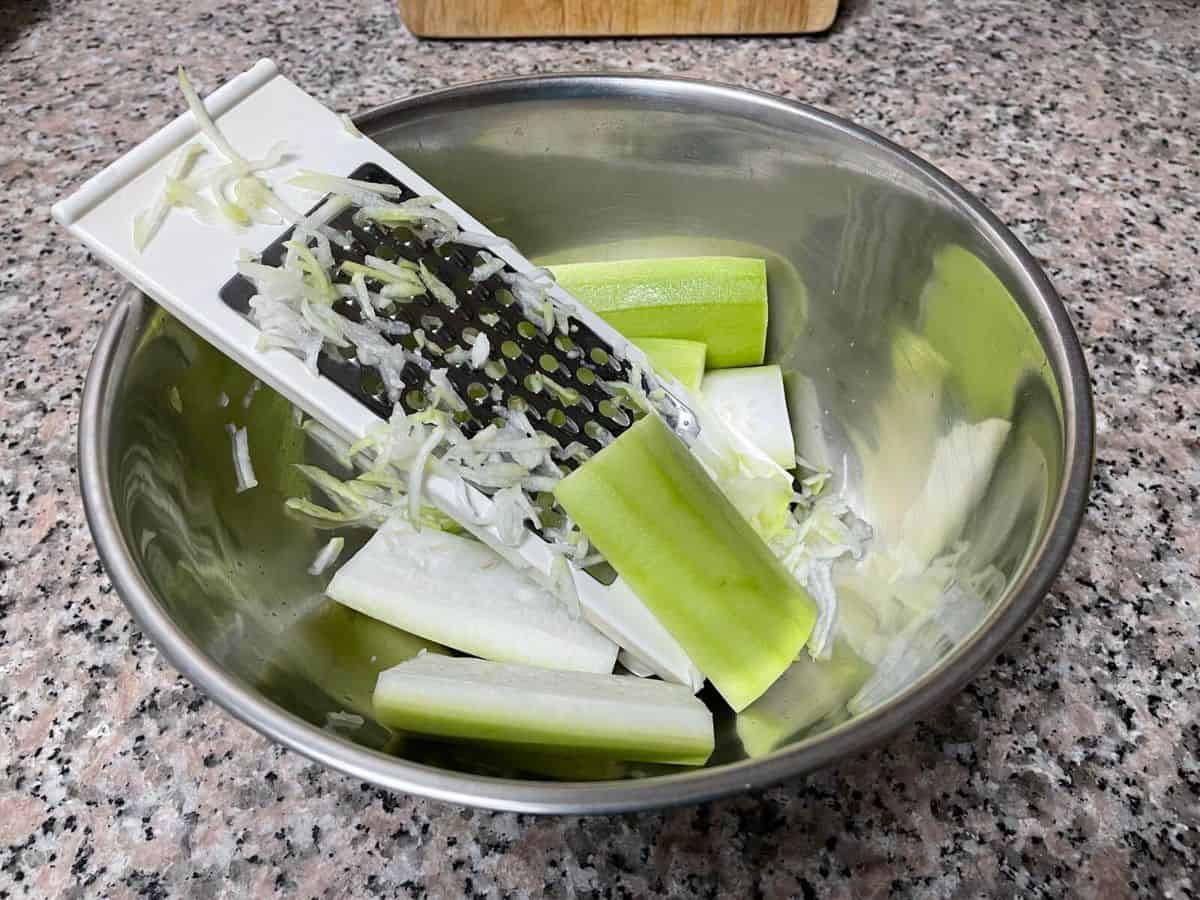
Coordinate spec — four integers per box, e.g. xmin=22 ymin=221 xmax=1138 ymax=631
xmin=52 ymin=59 xmax=702 ymax=687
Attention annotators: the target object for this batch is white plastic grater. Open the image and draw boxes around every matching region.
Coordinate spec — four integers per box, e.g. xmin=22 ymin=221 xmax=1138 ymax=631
xmin=52 ymin=59 xmax=703 ymax=690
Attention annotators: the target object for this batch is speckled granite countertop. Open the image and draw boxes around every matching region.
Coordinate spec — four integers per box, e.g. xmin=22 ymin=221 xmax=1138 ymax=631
xmin=2 ymin=0 xmax=1197 ymax=895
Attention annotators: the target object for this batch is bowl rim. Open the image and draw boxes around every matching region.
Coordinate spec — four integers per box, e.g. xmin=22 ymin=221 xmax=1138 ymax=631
xmin=78 ymin=72 xmax=1094 ymax=814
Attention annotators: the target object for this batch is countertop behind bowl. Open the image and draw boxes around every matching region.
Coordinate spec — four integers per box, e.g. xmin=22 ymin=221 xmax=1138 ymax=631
xmin=79 ymin=73 xmax=1090 ymax=814
xmin=8 ymin=0 xmax=1198 ymax=894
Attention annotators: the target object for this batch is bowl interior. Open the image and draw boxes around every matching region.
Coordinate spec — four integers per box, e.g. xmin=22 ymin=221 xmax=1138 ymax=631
xmin=100 ymin=78 xmax=1071 ymax=788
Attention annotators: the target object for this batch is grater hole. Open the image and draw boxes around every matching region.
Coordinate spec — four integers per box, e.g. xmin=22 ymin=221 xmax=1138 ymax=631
xmin=559 ymin=411 xmax=582 ymax=435
xmin=617 ymin=393 xmax=642 ymax=411
xmin=439 ymin=244 xmax=466 ymax=266
xmin=405 ymin=388 xmax=427 ymax=411
xmin=449 ymin=271 xmax=476 ymax=298
xmin=221 ymin=162 xmax=651 ymax=466
xmin=584 ymin=420 xmax=614 ymax=444
xmin=598 ymin=398 xmax=632 ymax=427
xmin=360 ymin=369 xmax=385 ymax=400
xmin=333 ymin=297 xmax=361 ymax=322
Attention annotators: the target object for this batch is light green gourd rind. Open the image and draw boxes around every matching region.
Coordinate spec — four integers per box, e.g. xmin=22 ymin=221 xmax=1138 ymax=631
xmin=549 ymin=256 xmax=768 ymax=368
xmin=920 ymin=244 xmax=1051 ymax=422
xmin=631 ymin=337 xmax=708 ymax=393
xmin=408 ymin=739 xmax=635 ymax=781
xmin=736 ymin=641 xmax=872 ymax=758
xmin=554 ymin=414 xmax=817 ymax=712
xmin=373 ymin=655 xmax=714 ymax=765
xmin=258 ymin=600 xmax=446 ymax=714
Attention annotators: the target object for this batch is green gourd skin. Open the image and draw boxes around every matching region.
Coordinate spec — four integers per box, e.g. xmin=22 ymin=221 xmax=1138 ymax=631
xmin=736 ymin=640 xmax=872 ymax=758
xmin=549 ymin=257 xmax=768 ymax=369
xmin=920 ymin=244 xmax=1050 ymax=423
xmin=373 ymin=656 xmax=714 ymax=765
xmin=554 ymin=414 xmax=817 ymax=712
xmin=631 ymin=337 xmax=708 ymax=393
xmin=372 ymin=698 xmax=710 ymax=765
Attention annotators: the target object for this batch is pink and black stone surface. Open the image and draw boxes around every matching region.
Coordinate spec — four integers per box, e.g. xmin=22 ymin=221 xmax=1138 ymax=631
xmin=1 ymin=0 xmax=1196 ymax=894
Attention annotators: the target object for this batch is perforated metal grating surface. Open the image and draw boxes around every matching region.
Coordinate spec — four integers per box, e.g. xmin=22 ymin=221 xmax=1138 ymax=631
xmin=220 ymin=163 xmax=647 ymax=471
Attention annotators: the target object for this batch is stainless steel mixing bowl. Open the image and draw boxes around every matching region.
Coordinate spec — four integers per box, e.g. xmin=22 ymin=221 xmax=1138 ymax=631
xmin=78 ymin=75 xmax=1092 ymax=813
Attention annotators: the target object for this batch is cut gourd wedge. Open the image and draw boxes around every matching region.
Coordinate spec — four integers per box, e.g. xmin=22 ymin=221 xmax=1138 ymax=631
xmin=327 ymin=518 xmax=618 ymax=674
xmin=631 ymin=337 xmax=707 ymax=393
xmin=555 ymin=413 xmax=817 ymax=711
xmin=701 ymin=364 xmax=797 ymax=469
xmin=373 ymin=655 xmax=715 ymax=765
xmin=550 ymin=256 xmax=768 ymax=368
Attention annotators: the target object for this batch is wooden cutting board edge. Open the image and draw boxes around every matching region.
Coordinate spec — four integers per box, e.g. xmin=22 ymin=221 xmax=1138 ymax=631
xmin=400 ymin=0 xmax=840 ymax=38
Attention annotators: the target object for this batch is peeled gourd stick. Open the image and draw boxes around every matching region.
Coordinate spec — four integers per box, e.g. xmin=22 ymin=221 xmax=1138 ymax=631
xmin=327 ymin=518 xmax=618 ymax=674
xmin=550 ymin=256 xmax=768 ymax=368
xmin=373 ymin=655 xmax=715 ymax=765
xmin=555 ymin=413 xmax=817 ymax=711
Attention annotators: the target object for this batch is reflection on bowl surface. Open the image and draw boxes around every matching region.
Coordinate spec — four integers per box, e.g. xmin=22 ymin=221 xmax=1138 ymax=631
xmin=82 ymin=75 xmax=1091 ymax=812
